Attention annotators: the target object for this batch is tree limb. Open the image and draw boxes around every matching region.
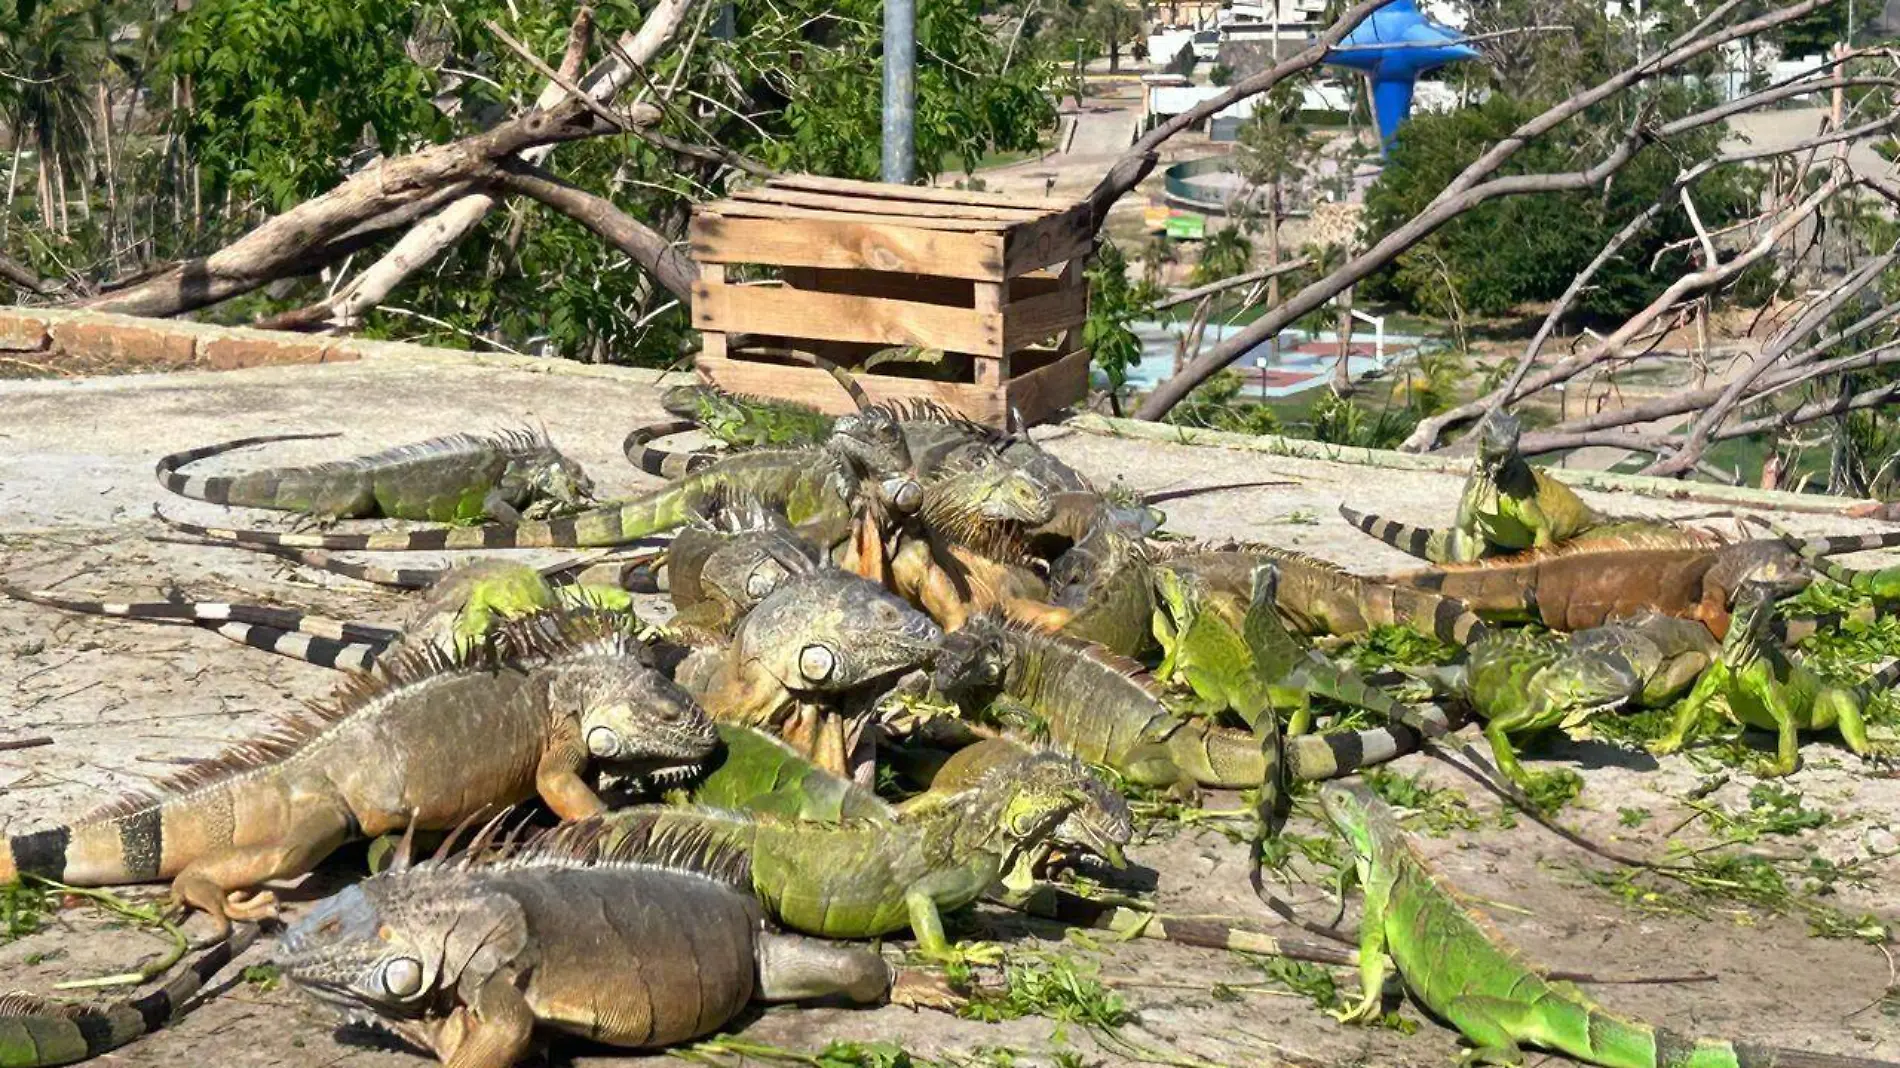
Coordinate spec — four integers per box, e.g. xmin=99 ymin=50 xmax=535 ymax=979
xmin=1130 ymin=0 xmax=1840 ymax=421
xmin=1152 ymin=258 xmax=1312 ymax=311
xmin=480 ymin=159 xmax=698 ymax=302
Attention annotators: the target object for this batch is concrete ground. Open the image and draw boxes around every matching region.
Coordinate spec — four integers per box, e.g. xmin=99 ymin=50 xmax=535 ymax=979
xmin=2 ymin=351 xmax=1899 ymax=1067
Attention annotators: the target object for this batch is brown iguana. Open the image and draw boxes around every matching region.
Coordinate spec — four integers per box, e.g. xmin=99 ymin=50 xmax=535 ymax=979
xmin=276 ymin=820 xmax=951 ymax=1064
xmin=154 ymin=408 xmax=920 ymax=553
xmin=0 ymin=924 xmax=259 ymax=1067
xmin=0 ymin=612 xmax=717 ymax=931
xmin=156 ymin=429 xmax=595 ymax=524
xmin=879 ymin=454 xmax=1066 ymax=631
xmin=673 ymin=566 xmax=943 ymax=776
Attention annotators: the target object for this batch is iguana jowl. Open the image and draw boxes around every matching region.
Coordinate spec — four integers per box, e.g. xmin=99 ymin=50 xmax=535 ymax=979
xmin=0 ymin=613 xmax=716 ymax=930
xmin=277 ymin=821 xmax=948 ymax=1065
xmin=157 ymin=429 xmax=595 ymax=523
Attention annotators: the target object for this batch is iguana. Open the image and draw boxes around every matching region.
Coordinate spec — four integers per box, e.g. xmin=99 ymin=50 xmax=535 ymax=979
xmin=1045 ymin=522 xmax=1159 ymax=658
xmin=1322 ymin=780 xmax=1899 ymax=1068
xmin=1339 ymin=501 xmax=1724 ymax=567
xmin=1773 ymin=522 xmax=1900 ymax=601
xmin=0 ymin=561 xmax=633 ymax=674
xmin=881 ymin=454 xmax=1065 ymax=631
xmin=155 ymin=408 xmax=921 ymax=552
xmin=1152 ymin=542 xmax=1493 ymax=647
xmin=931 ymin=614 xmax=1447 ymax=790
xmin=1150 ymin=563 xmax=1447 ymax=739
xmin=0 ymin=924 xmax=258 ymax=1068
xmin=684 ymin=724 xmax=899 ymax=823
xmin=1650 ymin=580 xmax=1893 ymax=776
xmin=276 ymin=820 xmax=950 ymax=1064
xmin=1370 ymin=532 xmax=1827 ymax=638
xmin=1343 ymin=412 xmax=1701 ymax=564
xmin=156 ymin=429 xmax=595 ymax=524
xmin=0 ymin=612 xmax=717 ymax=931
xmin=673 ymin=566 xmax=943 ymax=776
xmin=1410 ymin=613 xmax=1719 ymax=789
xmin=592 ymin=745 xmax=1131 ymax=959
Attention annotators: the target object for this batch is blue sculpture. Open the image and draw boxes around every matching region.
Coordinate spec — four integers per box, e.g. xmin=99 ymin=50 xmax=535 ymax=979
xmin=1320 ymin=0 xmax=1479 ymax=153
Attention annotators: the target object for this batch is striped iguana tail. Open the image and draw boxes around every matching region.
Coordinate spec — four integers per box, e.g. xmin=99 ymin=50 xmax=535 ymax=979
xmin=1338 ymin=504 xmax=1477 ymax=564
xmin=154 ymin=433 xmax=342 ymax=506
xmin=1170 ymin=707 xmax=1453 ymax=788
xmin=152 ymin=475 xmax=693 ymax=550
xmin=622 ymin=419 xmax=718 ymax=479
xmin=0 ymin=923 xmax=259 ymax=1067
xmin=0 ymin=592 xmax=385 ymax=673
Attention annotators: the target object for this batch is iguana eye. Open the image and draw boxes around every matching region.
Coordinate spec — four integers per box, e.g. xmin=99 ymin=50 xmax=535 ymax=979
xmin=889 ymin=480 xmax=922 ymax=513
xmin=586 ymin=726 xmax=621 ymax=757
xmin=745 ymin=565 xmax=780 ymax=599
xmin=798 ymin=644 xmax=836 ymax=682
xmin=380 ymin=957 xmax=424 ymax=998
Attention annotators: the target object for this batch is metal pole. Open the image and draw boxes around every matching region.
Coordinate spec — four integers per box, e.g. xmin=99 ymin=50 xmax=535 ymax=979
xmin=881 ymin=0 xmax=916 ymax=183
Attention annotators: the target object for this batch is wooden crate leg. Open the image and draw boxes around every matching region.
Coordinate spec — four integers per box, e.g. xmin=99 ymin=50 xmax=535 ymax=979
xmin=972 ymin=280 xmax=1008 ymax=393
xmin=1057 ymin=257 xmax=1085 ymax=357
xmin=974 ymin=354 xmax=1011 ymax=388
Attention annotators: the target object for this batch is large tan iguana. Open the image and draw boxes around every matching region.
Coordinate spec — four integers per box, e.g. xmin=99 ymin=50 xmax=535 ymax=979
xmin=275 ymin=819 xmax=952 ymax=1064
xmin=0 ymin=613 xmax=717 ymax=931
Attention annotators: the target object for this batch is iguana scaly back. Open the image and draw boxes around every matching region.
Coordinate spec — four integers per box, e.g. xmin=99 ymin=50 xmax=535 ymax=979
xmin=1323 ymin=781 xmax=1899 ymax=1068
xmin=156 ymin=428 xmax=595 ymax=523
xmin=0 ymin=613 xmax=716 ymax=930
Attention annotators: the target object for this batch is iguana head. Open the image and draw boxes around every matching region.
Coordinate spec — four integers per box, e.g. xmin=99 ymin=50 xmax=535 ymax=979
xmin=738 ymin=571 xmax=943 ymax=695
xmin=501 ymin=429 xmax=596 ymax=509
xmin=828 ymin=409 xmax=921 ymax=515
xmin=506 ymin=614 xmax=721 ymax=783
xmin=920 ymin=457 xmax=1056 ymax=558
xmin=1725 ymin=579 xmax=1782 ymax=649
xmin=1318 ymin=781 xmax=1391 ymax=869
xmin=981 ymin=750 xmax=1132 ymax=871
xmin=930 ymin=617 xmax=1011 ymax=708
xmin=1475 ymin=410 xmax=1522 ymax=466
xmin=278 ymin=866 xmax=528 ymax=1034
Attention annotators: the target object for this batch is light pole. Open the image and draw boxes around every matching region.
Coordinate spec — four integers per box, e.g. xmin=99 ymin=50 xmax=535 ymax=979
xmin=882 ymin=0 xmax=916 ymax=183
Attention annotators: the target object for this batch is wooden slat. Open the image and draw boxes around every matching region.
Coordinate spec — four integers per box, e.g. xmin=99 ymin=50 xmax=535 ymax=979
xmin=706 ymin=201 xmax=1014 ymax=232
xmin=767 ymin=174 xmax=1068 ymax=212
xmin=695 ymin=279 xmax=1003 ymax=357
xmin=1003 ymin=203 xmax=1096 ymax=276
xmin=1004 ymin=348 xmax=1090 ymax=425
xmin=728 ymin=186 xmax=1047 ymax=223
xmin=774 ymin=268 xmax=1068 ymax=308
xmin=690 ymin=215 xmax=1005 ymax=279
xmin=700 ymin=353 xmax=1007 ymax=425
xmin=1003 ymin=282 xmax=1088 ymax=350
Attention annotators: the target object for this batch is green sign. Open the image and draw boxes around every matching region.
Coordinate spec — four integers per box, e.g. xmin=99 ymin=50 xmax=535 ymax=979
xmin=1164 ymin=213 xmax=1206 ymax=240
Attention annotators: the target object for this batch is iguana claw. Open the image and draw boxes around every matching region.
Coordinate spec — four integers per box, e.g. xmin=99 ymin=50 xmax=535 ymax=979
xmin=918 ymin=940 xmax=1003 ymax=967
xmin=1329 ymin=994 xmax=1384 ymax=1026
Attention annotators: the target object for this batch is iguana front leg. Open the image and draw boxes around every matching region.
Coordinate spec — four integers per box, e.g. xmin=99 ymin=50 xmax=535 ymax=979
xmin=535 ymin=739 xmax=607 ymax=820
xmin=480 ymin=489 xmax=524 ymax=525
xmin=170 ymin=797 xmax=355 ymax=934
xmin=438 ymin=975 xmax=535 ymax=1068
xmin=1333 ymin=875 xmax=1392 ymax=1025
xmin=1752 ymin=672 xmax=1803 ymax=778
xmin=1437 ymin=995 xmax=1529 ymax=1067
xmin=1648 ymin=663 xmax=1726 ymax=757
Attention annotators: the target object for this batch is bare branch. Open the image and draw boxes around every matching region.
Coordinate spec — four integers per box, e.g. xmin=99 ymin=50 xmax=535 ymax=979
xmin=1152 ymin=259 xmax=1313 ymax=311
xmin=481 ymin=160 xmax=698 ymax=302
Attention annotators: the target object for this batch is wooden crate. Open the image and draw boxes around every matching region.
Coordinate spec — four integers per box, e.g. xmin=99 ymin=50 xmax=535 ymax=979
xmin=689 ymin=175 xmax=1094 ymax=427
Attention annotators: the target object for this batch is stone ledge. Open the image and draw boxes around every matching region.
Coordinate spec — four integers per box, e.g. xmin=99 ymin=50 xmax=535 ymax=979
xmin=0 ymin=306 xmax=367 ymax=372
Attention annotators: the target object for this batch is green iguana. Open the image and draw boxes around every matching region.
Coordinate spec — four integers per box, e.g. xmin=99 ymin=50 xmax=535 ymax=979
xmin=592 ymin=745 xmax=1131 ymax=959
xmin=1322 ymin=781 xmax=1898 ymax=1068
xmin=1150 ymin=564 xmax=1445 ymax=738
xmin=1045 ymin=522 xmax=1159 ymax=658
xmin=684 ymin=724 xmax=898 ymax=823
xmin=931 ymin=614 xmax=1447 ymax=791
xmin=1342 ymin=412 xmax=1698 ymax=564
xmin=1650 ymin=581 xmax=1893 ymax=776
xmin=0 ymin=613 xmax=717 ymax=931
xmin=1774 ymin=522 xmax=1900 ymax=601
xmin=156 ymin=429 xmax=595 ymax=524
xmin=276 ymin=820 xmax=950 ymax=1065
xmin=0 ymin=924 xmax=258 ymax=1067
xmin=156 ymin=409 xmax=920 ymax=553
xmin=1412 ymin=613 xmax=1718 ymax=788
xmin=881 ymin=454 xmax=1062 ymax=631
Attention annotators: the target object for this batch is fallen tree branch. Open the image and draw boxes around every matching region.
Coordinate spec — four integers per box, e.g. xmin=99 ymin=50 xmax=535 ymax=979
xmin=1130 ymin=0 xmax=1841 ymax=422
xmin=481 ymin=158 xmax=698 ymax=301
xmin=1152 ymin=258 xmax=1313 ymax=311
